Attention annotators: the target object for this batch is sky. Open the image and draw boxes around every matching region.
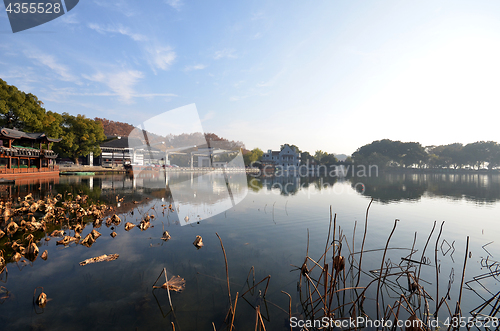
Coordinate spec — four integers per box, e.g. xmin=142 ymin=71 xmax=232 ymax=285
xmin=1 ymin=0 xmax=500 ymax=155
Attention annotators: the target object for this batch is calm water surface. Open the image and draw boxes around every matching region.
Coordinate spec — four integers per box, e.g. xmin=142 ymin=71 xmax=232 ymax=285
xmin=0 ymin=172 xmax=499 ymax=330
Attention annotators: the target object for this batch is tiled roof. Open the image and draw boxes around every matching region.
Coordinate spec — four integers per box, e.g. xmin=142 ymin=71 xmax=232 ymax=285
xmin=0 ymin=128 xmax=62 ymax=142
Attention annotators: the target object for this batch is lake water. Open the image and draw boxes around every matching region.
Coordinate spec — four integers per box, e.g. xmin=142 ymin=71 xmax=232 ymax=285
xmin=1 ymin=171 xmax=499 ymax=330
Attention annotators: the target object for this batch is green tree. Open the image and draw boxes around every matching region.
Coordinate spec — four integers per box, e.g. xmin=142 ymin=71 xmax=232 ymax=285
xmin=352 ymin=139 xmax=426 ymax=168
xmin=321 ymin=153 xmax=338 ymax=166
xmin=428 ymin=143 xmax=464 ymax=169
xmin=314 ymin=150 xmax=328 ymax=163
xmin=54 ymin=113 xmax=106 ymax=165
xmin=0 ymin=78 xmax=62 ymax=138
xmin=243 ymin=148 xmax=264 ymax=166
xmin=301 ymin=151 xmax=315 ymax=165
xmin=399 ymin=142 xmax=427 ymax=168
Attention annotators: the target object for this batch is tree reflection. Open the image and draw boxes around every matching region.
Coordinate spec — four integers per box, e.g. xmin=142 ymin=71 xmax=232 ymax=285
xmin=350 ymin=173 xmax=500 ymax=204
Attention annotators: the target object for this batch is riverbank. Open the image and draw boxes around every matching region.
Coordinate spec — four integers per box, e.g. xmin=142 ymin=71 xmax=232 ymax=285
xmin=59 ymin=165 xmax=260 ymax=175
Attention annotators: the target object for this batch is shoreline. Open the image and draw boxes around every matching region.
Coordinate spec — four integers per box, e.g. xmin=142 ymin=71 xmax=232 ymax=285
xmin=59 ymin=165 xmax=260 ymax=175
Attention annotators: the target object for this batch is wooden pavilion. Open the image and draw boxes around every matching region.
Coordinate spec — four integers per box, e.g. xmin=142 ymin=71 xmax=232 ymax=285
xmin=0 ymin=128 xmax=61 ymax=179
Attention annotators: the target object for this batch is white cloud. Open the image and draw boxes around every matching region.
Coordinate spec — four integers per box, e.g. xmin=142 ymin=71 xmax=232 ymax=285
xmin=24 ymin=51 xmax=78 ymax=83
xmin=60 ymin=13 xmax=78 ymax=24
xmin=229 ymin=95 xmax=249 ymax=102
xmin=146 ymin=46 xmax=176 ymax=73
xmin=251 ymin=32 xmax=262 ymax=40
xmin=256 ymin=69 xmax=286 ymax=88
xmin=165 ymin=0 xmax=182 ymax=10
xmin=93 ymin=0 xmax=135 ymax=17
xmin=214 ymin=48 xmax=237 ymax=60
xmin=184 ymin=64 xmax=207 ymax=71
xmin=251 ymin=11 xmax=265 ymax=21
xmin=201 ymin=111 xmax=215 ymax=122
xmin=88 ymin=23 xmax=147 ymax=42
xmin=83 ymin=70 xmax=144 ymax=102
xmin=233 ymin=80 xmax=245 ymax=88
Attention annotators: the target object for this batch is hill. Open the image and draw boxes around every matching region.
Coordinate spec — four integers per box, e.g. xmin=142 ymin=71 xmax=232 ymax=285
xmin=95 ymin=117 xmax=246 ymax=152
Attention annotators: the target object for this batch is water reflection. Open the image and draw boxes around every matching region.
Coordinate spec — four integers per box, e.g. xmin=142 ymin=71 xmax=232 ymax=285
xmin=248 ymin=172 xmax=500 ymax=204
xmin=248 ymin=174 xmax=339 ymax=195
xmin=349 ymin=172 xmax=500 ymax=203
xmin=4 ymin=172 xmax=500 ymax=210
xmin=0 ymin=172 xmax=499 ymax=330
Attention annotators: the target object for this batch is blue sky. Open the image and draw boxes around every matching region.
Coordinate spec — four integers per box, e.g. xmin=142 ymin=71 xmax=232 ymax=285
xmin=2 ymin=0 xmax=500 ymax=154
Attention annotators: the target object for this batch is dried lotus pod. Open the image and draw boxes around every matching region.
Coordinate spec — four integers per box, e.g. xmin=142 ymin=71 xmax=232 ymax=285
xmin=26 ymin=242 xmax=39 ymax=260
xmin=11 ymin=241 xmax=21 ymax=252
xmin=333 ymin=255 xmax=345 ymax=273
xmin=139 ymin=219 xmax=150 ymax=231
xmin=56 ymin=236 xmax=78 ymax=246
xmin=110 ymin=231 xmax=117 ymax=238
xmin=50 ymin=230 xmax=64 ymax=237
xmin=161 ymin=231 xmax=171 ymax=241
xmin=73 ymin=223 xmax=83 ymax=233
xmin=111 ymin=214 xmax=121 ymax=225
xmin=11 ymin=252 xmax=22 ymax=263
xmin=124 ymin=222 xmax=135 ymax=231
xmin=41 ymin=250 xmax=48 ymax=260
xmin=35 ymin=290 xmax=47 ymax=308
xmin=157 ymin=275 xmax=186 ymax=292
xmin=0 ymin=252 xmax=6 ymax=269
xmin=0 ymin=230 xmax=4 ymax=239
xmin=29 ymin=203 xmax=39 ymax=213
xmin=90 ymin=229 xmax=101 ymax=239
xmin=93 ymin=218 xmax=102 ymax=228
xmin=81 ymin=233 xmax=95 ymax=247
xmin=2 ymin=208 xmax=11 ymax=221
xmin=6 ymin=222 xmax=18 ymax=236
xmin=79 ymin=254 xmax=119 ymax=266
xmin=193 ymin=235 xmax=203 ymax=248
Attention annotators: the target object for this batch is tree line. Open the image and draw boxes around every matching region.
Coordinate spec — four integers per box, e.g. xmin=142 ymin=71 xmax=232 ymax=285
xmin=1 ymin=79 xmax=247 ymax=165
xmin=245 ymin=139 xmax=500 ymax=171
xmin=0 ymin=79 xmax=105 ymax=164
xmin=352 ymin=139 xmax=500 ymax=170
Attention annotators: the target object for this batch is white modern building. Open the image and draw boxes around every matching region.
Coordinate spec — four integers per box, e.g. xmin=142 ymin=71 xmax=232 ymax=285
xmin=262 ymin=145 xmax=300 ymax=168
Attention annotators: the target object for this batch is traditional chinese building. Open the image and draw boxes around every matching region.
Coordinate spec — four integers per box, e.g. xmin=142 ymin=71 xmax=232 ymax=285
xmin=0 ymin=128 xmax=61 ymax=179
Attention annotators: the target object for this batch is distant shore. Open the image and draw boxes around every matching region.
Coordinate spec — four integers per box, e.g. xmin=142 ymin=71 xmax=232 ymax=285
xmin=59 ymin=165 xmax=259 ymax=175
xmin=376 ymin=167 xmax=500 ymax=174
